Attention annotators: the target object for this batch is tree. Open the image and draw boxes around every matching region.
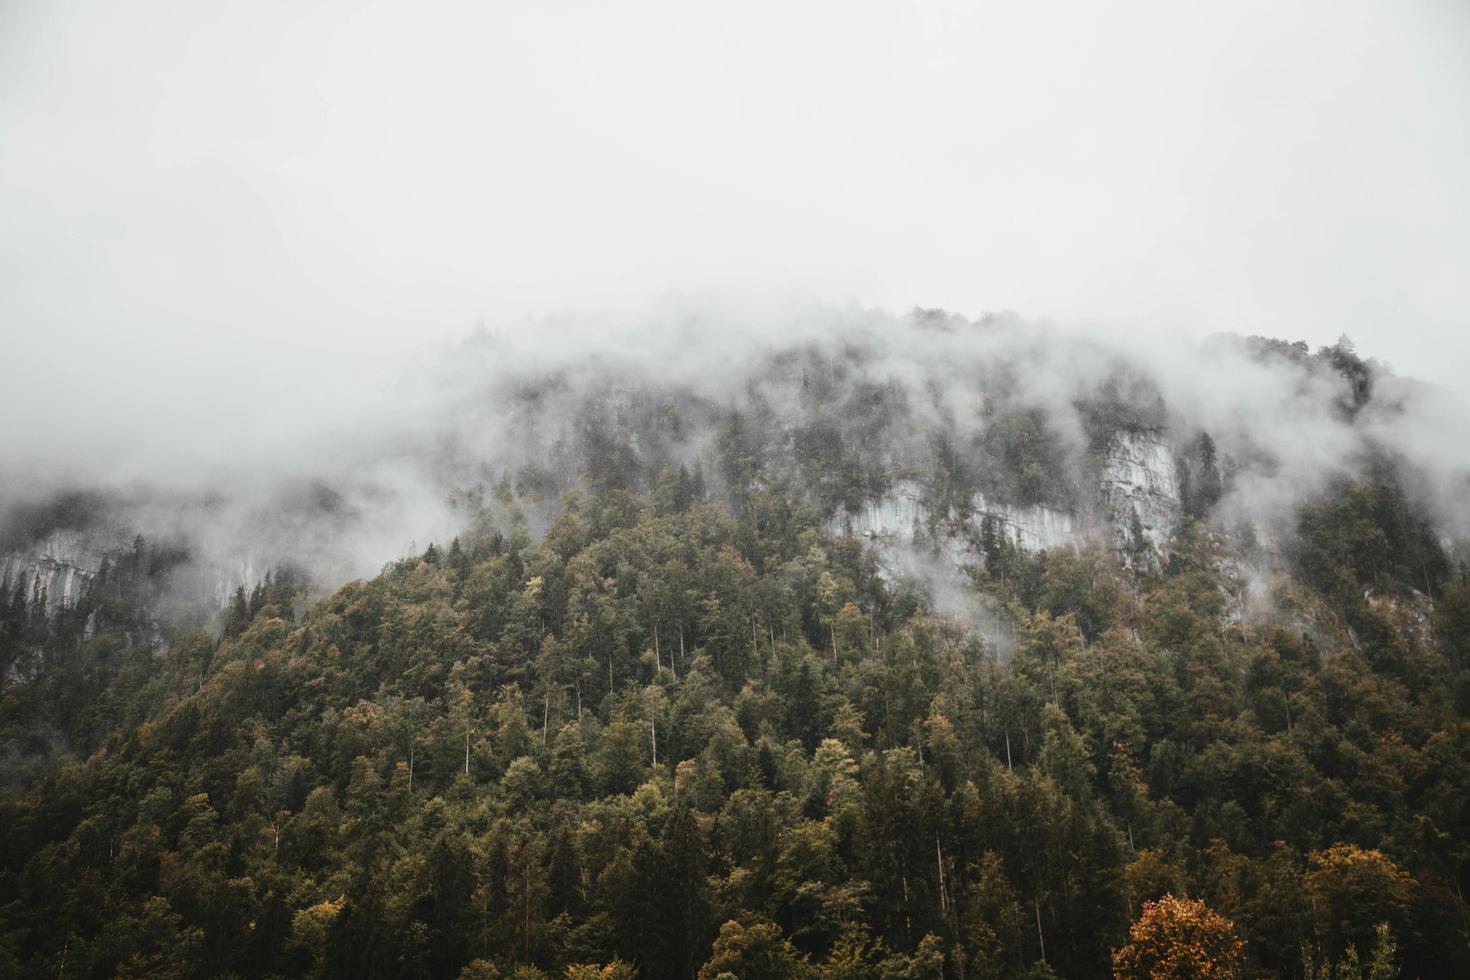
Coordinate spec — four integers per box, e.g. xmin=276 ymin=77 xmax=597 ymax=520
xmin=1112 ymin=894 xmax=1246 ymax=979
xmin=1195 ymin=433 xmax=1222 ymax=513
xmin=699 ymin=919 xmax=814 ymax=980
xmin=834 ymin=602 xmax=868 ymax=661
xmin=814 ymin=572 xmax=851 ymax=658
xmin=5 ymin=471 xmax=1470 ymax=978
xmin=1303 ymin=845 xmax=1414 ymax=963
xmin=1302 ymin=921 xmax=1399 ymax=980
xmin=224 ymin=585 xmax=250 ymax=637
xmin=598 ymin=718 xmax=648 ymax=796
xmin=565 ymin=963 xmax=638 ymax=980
xmin=1434 ymin=578 xmax=1470 ymax=671
xmin=459 ymin=960 xmax=501 ymax=980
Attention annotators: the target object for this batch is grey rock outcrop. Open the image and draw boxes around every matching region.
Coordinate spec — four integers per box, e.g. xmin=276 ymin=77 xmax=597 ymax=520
xmin=830 ymin=428 xmax=1183 ymax=581
xmin=0 ymin=529 xmax=119 ymax=614
xmin=1098 ymin=429 xmax=1181 ymax=551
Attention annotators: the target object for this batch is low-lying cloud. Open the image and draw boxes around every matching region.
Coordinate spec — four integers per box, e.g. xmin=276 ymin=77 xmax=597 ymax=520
xmin=6 ymin=300 xmax=1465 ymax=606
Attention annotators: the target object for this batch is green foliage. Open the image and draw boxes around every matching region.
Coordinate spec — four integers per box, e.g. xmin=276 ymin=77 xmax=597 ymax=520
xmin=1294 ymin=466 xmax=1449 ymax=600
xmin=1 ymin=481 xmax=1468 ymax=978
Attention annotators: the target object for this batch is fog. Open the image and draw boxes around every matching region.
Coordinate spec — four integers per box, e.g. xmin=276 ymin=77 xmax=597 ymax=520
xmin=2 ymin=1 xmax=1468 ymax=585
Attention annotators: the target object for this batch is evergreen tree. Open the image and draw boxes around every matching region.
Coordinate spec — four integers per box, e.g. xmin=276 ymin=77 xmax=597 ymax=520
xmin=1195 ymin=432 xmax=1222 ymax=513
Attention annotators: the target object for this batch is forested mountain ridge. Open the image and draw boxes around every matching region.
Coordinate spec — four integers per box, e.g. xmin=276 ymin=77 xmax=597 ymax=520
xmin=6 ymin=311 xmax=1459 ymax=621
xmin=2 ymin=318 xmax=1468 ymax=978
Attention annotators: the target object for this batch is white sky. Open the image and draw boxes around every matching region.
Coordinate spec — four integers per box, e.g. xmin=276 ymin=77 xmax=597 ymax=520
xmin=2 ymin=0 xmax=1469 ymax=460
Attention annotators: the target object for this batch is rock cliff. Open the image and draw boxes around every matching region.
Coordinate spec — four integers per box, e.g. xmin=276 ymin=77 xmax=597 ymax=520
xmin=1098 ymin=429 xmax=1182 ymax=552
xmin=0 ymin=528 xmax=120 ymax=614
xmin=830 ymin=427 xmax=1183 ymax=580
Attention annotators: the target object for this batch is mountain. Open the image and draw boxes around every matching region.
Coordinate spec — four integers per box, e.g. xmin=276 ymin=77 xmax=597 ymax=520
xmin=1 ymin=310 xmax=1468 ymax=978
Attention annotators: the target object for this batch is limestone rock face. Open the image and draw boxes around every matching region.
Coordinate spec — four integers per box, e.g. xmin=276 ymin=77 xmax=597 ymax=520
xmin=971 ymin=494 xmax=1080 ymax=552
xmin=1098 ymin=429 xmax=1181 ymax=550
xmin=829 ymin=480 xmax=1086 ymax=584
xmin=0 ymin=529 xmax=119 ymax=615
xmin=840 ymin=480 xmax=927 ymax=540
xmin=211 ymin=557 xmax=266 ymax=609
xmin=0 ymin=557 xmax=91 ymax=613
xmin=829 ymin=428 xmax=1184 ymax=582
xmin=2 ymin=527 xmax=266 ymax=618
xmin=833 ymin=481 xmax=1083 ymax=552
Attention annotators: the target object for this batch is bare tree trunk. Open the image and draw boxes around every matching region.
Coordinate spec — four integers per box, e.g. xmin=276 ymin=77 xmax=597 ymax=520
xmin=1035 ymin=896 xmax=1047 ymax=965
xmin=936 ymin=834 xmax=948 ymax=915
xmin=1006 ymin=730 xmax=1013 ymax=772
xmin=465 ymin=730 xmax=471 ymax=776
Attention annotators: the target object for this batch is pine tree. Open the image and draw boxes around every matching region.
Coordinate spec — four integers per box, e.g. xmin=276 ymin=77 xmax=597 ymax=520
xmin=225 ymin=585 xmax=249 ymax=637
xmin=1196 ymin=433 xmax=1222 ymax=512
xmin=1127 ymin=508 xmax=1151 ymax=568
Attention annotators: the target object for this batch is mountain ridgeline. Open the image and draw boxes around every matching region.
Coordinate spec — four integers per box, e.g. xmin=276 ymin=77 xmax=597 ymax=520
xmin=2 ymin=313 xmax=1468 ymax=978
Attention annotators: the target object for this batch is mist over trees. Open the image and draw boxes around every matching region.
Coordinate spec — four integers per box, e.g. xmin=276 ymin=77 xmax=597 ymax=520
xmin=5 ymin=310 xmax=1466 ymax=603
xmin=1 ymin=321 xmax=1468 ymax=977
xmin=5 ymin=0 xmax=1468 ymax=973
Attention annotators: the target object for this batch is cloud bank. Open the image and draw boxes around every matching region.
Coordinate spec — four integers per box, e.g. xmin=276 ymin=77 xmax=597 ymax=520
xmin=10 ymin=301 xmax=1466 ymax=606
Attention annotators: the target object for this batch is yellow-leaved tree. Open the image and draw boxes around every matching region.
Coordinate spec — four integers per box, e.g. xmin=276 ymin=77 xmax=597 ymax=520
xmin=1112 ymin=894 xmax=1246 ymax=979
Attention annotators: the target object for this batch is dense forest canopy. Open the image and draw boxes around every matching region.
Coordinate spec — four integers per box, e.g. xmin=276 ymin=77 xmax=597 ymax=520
xmin=1 ymin=323 xmax=1469 ymax=978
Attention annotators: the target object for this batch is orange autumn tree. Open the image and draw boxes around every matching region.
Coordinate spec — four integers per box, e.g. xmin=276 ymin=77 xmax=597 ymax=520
xmin=1113 ymin=894 xmax=1247 ymax=979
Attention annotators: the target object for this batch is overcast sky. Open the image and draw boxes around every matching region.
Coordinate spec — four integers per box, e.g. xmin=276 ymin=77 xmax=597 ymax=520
xmin=3 ymin=0 xmax=1469 ymax=473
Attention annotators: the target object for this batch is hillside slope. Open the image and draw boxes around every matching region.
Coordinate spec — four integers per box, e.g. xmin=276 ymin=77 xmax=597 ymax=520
xmin=1 ymin=318 xmax=1468 ymax=977
xmin=2 ymin=469 xmax=1468 ymax=977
